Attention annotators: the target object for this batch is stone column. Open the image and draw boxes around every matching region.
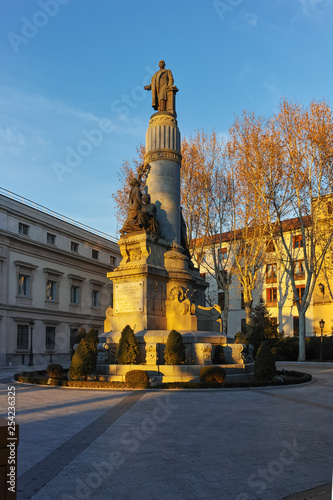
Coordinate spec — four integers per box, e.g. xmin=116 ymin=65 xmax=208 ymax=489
xmin=144 ymin=112 xmax=182 ymax=245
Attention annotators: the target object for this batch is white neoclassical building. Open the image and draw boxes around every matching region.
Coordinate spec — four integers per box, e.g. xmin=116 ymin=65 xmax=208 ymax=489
xmin=0 ymin=188 xmax=120 ymax=368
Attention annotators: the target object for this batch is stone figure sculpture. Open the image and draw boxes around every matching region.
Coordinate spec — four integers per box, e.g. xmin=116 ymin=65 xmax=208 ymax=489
xmin=137 ymin=194 xmax=161 ymax=236
xmin=144 ymin=60 xmax=176 ymax=112
xmin=120 ymin=178 xmax=142 ymax=234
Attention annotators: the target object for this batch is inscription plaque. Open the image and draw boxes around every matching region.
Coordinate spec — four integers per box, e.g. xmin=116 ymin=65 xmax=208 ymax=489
xmin=115 ymin=281 xmax=144 ymax=313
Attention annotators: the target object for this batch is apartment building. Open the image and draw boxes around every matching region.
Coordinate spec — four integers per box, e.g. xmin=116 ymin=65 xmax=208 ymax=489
xmin=200 ymin=214 xmax=333 ymax=339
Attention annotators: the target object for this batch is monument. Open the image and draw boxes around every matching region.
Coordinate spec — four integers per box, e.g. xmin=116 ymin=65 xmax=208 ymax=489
xmin=98 ymin=61 xmax=254 ymax=382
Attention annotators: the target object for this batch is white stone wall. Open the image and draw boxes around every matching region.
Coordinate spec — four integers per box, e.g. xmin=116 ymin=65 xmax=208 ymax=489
xmin=0 ymin=193 xmax=121 ymax=367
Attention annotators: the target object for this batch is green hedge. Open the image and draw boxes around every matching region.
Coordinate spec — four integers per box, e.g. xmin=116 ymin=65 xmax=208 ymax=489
xmin=270 ymin=336 xmax=333 ymax=361
xmin=46 ymin=363 xmax=63 ymax=378
xmin=199 ymin=366 xmax=226 ymax=384
xmin=124 ymin=370 xmax=149 ymax=388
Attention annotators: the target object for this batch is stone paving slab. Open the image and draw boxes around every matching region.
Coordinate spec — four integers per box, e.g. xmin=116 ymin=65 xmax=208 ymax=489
xmin=284 ymin=482 xmax=332 ymax=499
xmin=0 ymin=363 xmax=332 ymax=499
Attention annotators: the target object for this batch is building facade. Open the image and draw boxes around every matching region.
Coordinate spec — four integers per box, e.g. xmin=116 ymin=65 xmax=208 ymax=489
xmin=0 ymin=190 xmax=120 ymax=368
xmin=200 ymin=217 xmax=333 ymax=339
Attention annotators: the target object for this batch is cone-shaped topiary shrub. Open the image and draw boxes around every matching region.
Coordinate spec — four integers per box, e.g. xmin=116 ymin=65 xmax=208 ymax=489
xmin=47 ymin=363 xmax=63 ymax=379
xmin=116 ymin=325 xmax=138 ymax=364
xmin=69 ymin=328 xmax=99 ymax=380
xmin=164 ymin=330 xmax=186 ymax=365
xmin=248 ymin=298 xmax=283 ymax=357
xmin=212 ymin=345 xmax=226 ymax=364
xmin=125 ymin=370 xmax=149 ymax=388
xmin=254 ymin=341 xmax=276 ymax=381
xmin=199 ymin=366 xmax=226 ymax=383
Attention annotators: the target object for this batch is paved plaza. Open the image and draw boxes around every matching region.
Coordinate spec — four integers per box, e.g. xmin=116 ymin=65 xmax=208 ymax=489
xmin=0 ymin=363 xmax=332 ymax=500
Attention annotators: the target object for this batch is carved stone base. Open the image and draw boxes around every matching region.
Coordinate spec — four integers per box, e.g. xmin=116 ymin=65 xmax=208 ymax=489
xmin=106 ymin=233 xmax=208 ymax=334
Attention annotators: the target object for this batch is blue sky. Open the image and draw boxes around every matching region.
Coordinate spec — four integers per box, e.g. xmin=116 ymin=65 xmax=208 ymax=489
xmin=1 ymin=0 xmax=333 ymax=236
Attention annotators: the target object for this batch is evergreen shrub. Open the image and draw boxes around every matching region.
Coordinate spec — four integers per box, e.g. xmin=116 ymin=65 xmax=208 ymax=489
xmin=125 ymin=370 xmax=149 ymax=388
xmin=46 ymin=363 xmax=63 ymax=379
xmin=247 ymin=298 xmax=283 ymax=357
xmin=234 ymin=331 xmax=249 ymax=346
xmin=254 ymin=341 xmax=276 ymax=381
xmin=212 ymin=345 xmax=226 ymax=364
xmin=164 ymin=330 xmax=186 ymax=365
xmin=69 ymin=328 xmax=99 ymax=380
xmin=199 ymin=366 xmax=226 ymax=383
xmin=116 ymin=325 xmax=139 ymax=364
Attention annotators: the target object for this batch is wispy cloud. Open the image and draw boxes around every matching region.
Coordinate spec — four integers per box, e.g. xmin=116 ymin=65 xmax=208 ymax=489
xmin=241 ymin=11 xmax=259 ymax=27
xmin=0 ymin=126 xmax=26 ymax=155
xmin=299 ymin=0 xmax=325 ymax=14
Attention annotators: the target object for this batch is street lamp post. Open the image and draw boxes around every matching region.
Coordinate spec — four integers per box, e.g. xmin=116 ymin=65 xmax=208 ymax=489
xmin=319 ymin=319 xmax=325 ymax=362
xmin=28 ymin=320 xmax=35 ymax=366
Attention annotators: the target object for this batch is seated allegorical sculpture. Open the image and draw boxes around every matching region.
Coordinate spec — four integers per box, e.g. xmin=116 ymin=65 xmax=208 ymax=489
xmin=120 ymin=177 xmax=142 ymax=234
xmin=137 ymin=194 xmax=161 ymax=236
xmin=120 ymin=176 xmax=160 ymax=237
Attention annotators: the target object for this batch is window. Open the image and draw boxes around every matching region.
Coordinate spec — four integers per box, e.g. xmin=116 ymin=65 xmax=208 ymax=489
xmin=17 ymin=325 xmax=28 ymax=349
xmin=293 ymin=317 xmax=299 ymax=337
xmin=46 ymin=280 xmax=57 ymax=301
xmin=266 ymin=263 xmax=277 ymax=283
xmin=18 ymin=274 xmax=30 ymax=296
xmin=110 ymin=256 xmax=116 ymax=265
xmin=293 ymin=235 xmax=303 ymax=248
xmin=219 ymin=248 xmax=228 ymax=261
xmin=92 ymin=249 xmax=99 ymax=259
xmin=18 ymin=222 xmax=29 ymax=236
xmin=70 ymin=285 xmax=79 ymax=305
xmin=294 ymin=285 xmax=305 ymax=304
xmin=45 ymin=326 xmax=56 ymax=350
xmin=70 ymin=328 xmax=78 ymax=349
xmin=71 ymin=242 xmax=79 ymax=253
xmin=266 ymin=287 xmax=277 ymax=305
xmin=266 ymin=240 xmax=275 ymax=253
xmin=47 ymin=233 xmax=56 ymax=245
xmin=294 ymin=260 xmax=305 ymax=279
xmin=92 ymin=290 xmax=100 ymax=308
xmin=218 ymin=291 xmax=225 ymax=310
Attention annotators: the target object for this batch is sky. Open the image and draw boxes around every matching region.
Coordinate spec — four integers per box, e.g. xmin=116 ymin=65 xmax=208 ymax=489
xmin=1 ymin=0 xmax=333 ymax=237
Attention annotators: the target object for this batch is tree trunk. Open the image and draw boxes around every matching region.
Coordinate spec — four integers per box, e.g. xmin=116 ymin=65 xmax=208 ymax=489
xmin=222 ymin=286 xmax=230 ymax=336
xmin=298 ymin=311 xmax=306 ymax=361
xmin=245 ymin=301 xmax=252 ymax=326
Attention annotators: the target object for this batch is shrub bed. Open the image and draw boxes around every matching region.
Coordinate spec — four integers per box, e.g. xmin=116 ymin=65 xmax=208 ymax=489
xmin=14 ymin=369 xmax=311 ymax=389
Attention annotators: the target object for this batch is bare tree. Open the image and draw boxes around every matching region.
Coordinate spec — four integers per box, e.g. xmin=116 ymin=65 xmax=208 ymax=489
xmin=228 ymin=99 xmax=333 ymax=360
xmin=181 ymin=131 xmax=235 ymax=335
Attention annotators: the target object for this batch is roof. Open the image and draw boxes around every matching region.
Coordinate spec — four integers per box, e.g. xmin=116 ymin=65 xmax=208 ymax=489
xmin=190 ymin=216 xmax=311 ymax=248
